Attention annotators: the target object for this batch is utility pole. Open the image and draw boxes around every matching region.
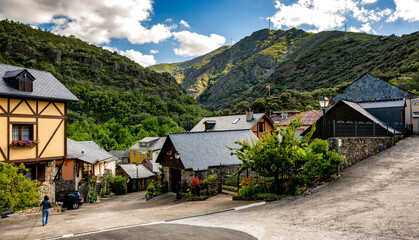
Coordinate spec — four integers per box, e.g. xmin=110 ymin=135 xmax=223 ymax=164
xmin=231 ymin=38 xmax=233 ymax=46
xmin=268 ymin=19 xmax=271 ymax=30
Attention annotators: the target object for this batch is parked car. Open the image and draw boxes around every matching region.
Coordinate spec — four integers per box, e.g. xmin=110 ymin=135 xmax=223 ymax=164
xmin=56 ymin=192 xmax=83 ymax=209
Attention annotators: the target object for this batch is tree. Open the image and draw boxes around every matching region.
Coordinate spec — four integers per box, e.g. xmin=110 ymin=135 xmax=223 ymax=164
xmin=0 ymin=163 xmax=41 ymax=211
xmin=230 ymin=117 xmax=314 ymax=194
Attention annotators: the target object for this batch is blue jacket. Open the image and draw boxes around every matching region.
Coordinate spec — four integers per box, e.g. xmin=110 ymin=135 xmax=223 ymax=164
xmin=40 ymin=200 xmax=52 ymax=210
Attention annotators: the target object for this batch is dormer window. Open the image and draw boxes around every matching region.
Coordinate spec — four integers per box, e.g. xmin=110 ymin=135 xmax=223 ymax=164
xmin=3 ymin=69 xmax=35 ymax=92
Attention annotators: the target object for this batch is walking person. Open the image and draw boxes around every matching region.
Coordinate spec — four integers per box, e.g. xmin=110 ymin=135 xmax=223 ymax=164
xmin=40 ymin=195 xmax=52 ymax=226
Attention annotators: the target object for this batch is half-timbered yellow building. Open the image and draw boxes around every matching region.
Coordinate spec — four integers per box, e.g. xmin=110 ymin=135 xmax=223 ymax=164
xmin=0 ymin=64 xmax=78 ymax=200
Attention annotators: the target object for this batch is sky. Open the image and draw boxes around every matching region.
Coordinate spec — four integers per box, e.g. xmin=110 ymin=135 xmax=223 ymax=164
xmin=0 ymin=0 xmax=418 ymax=67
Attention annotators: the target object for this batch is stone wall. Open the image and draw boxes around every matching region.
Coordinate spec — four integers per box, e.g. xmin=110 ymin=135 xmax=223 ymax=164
xmin=41 ymin=162 xmax=56 ymax=203
xmin=55 ymin=178 xmax=76 ymax=193
xmin=328 ymin=137 xmax=396 ymax=170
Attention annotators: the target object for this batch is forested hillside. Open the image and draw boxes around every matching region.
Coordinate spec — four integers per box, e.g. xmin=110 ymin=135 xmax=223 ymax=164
xmin=151 ymin=28 xmax=419 ymax=111
xmin=0 ymin=20 xmax=211 ymax=150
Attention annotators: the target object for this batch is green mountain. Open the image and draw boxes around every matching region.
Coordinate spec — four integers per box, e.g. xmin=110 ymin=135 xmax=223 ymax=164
xmin=0 ymin=20 xmax=211 ymax=150
xmin=150 ymin=28 xmax=419 ymax=110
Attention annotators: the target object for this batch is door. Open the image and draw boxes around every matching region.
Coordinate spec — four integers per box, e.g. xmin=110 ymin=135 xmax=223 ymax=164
xmin=170 ymin=168 xmax=181 ymax=192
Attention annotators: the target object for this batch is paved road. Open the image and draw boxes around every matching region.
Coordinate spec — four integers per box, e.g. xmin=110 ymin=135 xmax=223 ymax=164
xmin=0 ymin=191 xmax=259 ymax=240
xmin=66 ymin=223 xmax=256 ymax=240
xmin=174 ymin=136 xmax=419 ymax=239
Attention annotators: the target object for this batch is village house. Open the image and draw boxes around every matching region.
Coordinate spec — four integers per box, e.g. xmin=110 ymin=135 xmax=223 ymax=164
xmin=332 ymin=73 xmax=417 ymax=133
xmin=129 ymin=137 xmax=165 ymax=173
xmin=156 ymin=130 xmax=256 ymax=192
xmin=270 ymin=110 xmax=301 ymax=124
xmin=116 ymin=164 xmax=155 ymax=192
xmin=55 ymin=139 xmax=117 ymax=198
xmin=109 ymin=149 xmax=130 ymax=164
xmin=0 ymin=64 xmax=79 ymax=202
xmin=190 ymin=111 xmax=275 ymax=138
xmin=277 ymin=110 xmax=323 ymax=136
xmin=303 ymin=100 xmax=400 ymax=139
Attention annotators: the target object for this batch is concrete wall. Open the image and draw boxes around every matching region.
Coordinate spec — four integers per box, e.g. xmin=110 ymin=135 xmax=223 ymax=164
xmin=328 ymin=137 xmax=394 ymax=170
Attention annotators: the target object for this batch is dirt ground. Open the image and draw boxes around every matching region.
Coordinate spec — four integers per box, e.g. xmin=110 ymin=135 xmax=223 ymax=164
xmin=0 ymin=191 xmax=258 ymax=240
xmin=175 ymin=136 xmax=419 ymax=239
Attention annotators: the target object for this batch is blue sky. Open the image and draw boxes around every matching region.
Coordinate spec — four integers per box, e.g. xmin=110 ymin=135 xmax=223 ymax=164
xmin=0 ymin=0 xmax=418 ymax=66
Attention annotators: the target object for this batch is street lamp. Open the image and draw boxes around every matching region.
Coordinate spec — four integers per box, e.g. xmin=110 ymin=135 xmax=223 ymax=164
xmin=319 ymin=95 xmax=329 ymax=140
xmin=174 ymin=152 xmax=181 ymax=199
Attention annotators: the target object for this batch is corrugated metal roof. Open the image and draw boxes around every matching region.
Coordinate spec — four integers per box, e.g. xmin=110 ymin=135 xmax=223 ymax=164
xmin=358 ymin=99 xmax=406 ymax=109
xmin=119 ymin=164 xmax=155 ymax=179
xmin=190 ymin=113 xmax=266 ymax=132
xmin=167 ymin=130 xmax=257 ymax=171
xmin=67 ymin=139 xmax=114 ymax=164
xmin=0 ymin=64 xmax=79 ymax=102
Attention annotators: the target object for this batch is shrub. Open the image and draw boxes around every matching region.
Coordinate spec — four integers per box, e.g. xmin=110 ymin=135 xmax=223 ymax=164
xmin=188 ymin=176 xmax=203 ymax=196
xmin=146 ymin=182 xmax=156 ymax=196
xmin=111 ymin=176 xmax=127 ymax=195
xmin=0 ymin=163 xmax=41 ymax=211
xmin=237 ymin=178 xmax=258 ymax=197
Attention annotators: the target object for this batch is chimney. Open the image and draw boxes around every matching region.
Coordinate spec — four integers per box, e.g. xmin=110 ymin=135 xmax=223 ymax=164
xmin=246 ymin=109 xmax=253 ymax=122
xmin=204 ymin=120 xmax=216 ymax=131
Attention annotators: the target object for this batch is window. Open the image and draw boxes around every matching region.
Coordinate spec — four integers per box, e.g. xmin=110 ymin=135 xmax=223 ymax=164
xmin=18 ymin=79 xmax=33 ymax=92
xmin=258 ymin=122 xmax=264 ymax=132
xmin=133 ymin=151 xmax=136 ymax=157
xmin=12 ymin=124 xmax=33 ymax=141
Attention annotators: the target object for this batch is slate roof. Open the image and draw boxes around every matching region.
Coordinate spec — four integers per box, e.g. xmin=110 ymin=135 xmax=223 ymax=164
xmin=190 ymin=113 xmax=266 ymax=132
xmin=118 ymin=164 xmax=155 ymax=179
xmin=0 ymin=64 xmax=79 ymax=102
xmin=357 ymin=99 xmax=406 ymax=109
xmin=129 ymin=137 xmax=166 ymax=151
xmin=67 ymin=139 xmax=115 ymax=164
xmin=332 ymin=73 xmax=416 ymax=104
xmin=278 ymin=110 xmax=323 ymax=126
xmin=160 ymin=130 xmax=257 ymax=171
xmin=109 ymin=150 xmax=130 ymax=160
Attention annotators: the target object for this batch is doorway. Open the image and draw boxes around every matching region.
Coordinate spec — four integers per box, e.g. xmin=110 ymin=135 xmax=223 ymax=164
xmin=170 ymin=168 xmax=181 ymax=192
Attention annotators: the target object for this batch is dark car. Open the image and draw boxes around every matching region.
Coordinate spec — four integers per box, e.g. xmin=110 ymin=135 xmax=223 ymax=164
xmin=56 ymin=192 xmax=83 ymax=209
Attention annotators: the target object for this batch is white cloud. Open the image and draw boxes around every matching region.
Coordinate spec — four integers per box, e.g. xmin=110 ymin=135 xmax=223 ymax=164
xmin=269 ymin=0 xmax=394 ymax=32
xmin=349 ymin=22 xmax=376 ymax=33
xmin=150 ymin=49 xmax=159 ymax=54
xmin=165 ymin=18 xmax=173 ymax=22
xmin=387 ymin=0 xmax=419 ymax=22
xmin=180 ymin=20 xmax=190 ymax=28
xmin=102 ymin=46 xmax=118 ymax=52
xmin=361 ymin=0 xmax=377 ymax=4
xmin=270 ymin=0 xmax=357 ymax=31
xmin=172 ymin=31 xmax=226 ymax=57
xmin=120 ymin=49 xmax=157 ymax=67
xmin=0 ymin=0 xmax=173 ymax=45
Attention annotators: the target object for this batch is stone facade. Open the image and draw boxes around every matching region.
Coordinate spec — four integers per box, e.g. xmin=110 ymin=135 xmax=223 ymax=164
xmin=40 ymin=162 xmax=56 ymax=203
xmin=55 ymin=178 xmax=76 ymax=193
xmin=328 ymin=137 xmax=396 ymax=170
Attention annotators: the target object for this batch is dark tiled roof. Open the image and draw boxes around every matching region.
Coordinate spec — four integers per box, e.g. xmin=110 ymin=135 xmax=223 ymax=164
xmin=67 ymin=139 xmax=115 ymax=164
xmin=166 ymin=130 xmax=257 ymax=171
xmin=190 ymin=113 xmax=266 ymax=132
xmin=278 ymin=110 xmax=323 ymax=126
xmin=332 ymin=73 xmax=416 ymax=104
xmin=118 ymin=164 xmax=155 ymax=179
xmin=109 ymin=150 xmax=130 ymax=160
xmin=0 ymin=64 xmax=79 ymax=102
